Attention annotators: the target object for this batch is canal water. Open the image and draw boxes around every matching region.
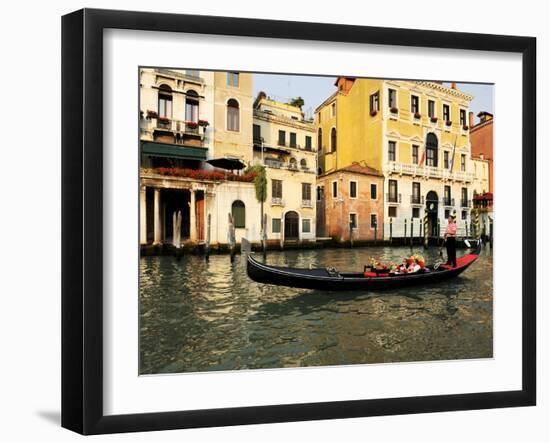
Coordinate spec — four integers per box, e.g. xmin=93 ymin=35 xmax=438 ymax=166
xmin=140 ymin=245 xmax=493 ymax=374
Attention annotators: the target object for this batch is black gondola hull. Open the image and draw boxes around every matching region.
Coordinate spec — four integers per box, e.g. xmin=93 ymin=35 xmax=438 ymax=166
xmin=246 ymin=242 xmax=481 ymax=291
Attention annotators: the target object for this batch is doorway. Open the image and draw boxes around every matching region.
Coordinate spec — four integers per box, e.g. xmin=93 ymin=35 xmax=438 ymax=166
xmin=284 ymin=211 xmax=299 ymax=240
xmin=425 ymin=190 xmax=439 ymax=237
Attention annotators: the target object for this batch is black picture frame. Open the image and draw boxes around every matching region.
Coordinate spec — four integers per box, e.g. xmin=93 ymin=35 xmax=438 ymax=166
xmin=62 ymin=8 xmax=536 ymax=435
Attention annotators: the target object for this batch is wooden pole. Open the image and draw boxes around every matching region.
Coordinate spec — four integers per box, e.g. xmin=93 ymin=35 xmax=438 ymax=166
xmin=228 ymin=213 xmax=236 ymax=262
xmin=423 ymin=209 xmax=428 ymax=249
xmin=205 ymin=213 xmax=211 ymax=260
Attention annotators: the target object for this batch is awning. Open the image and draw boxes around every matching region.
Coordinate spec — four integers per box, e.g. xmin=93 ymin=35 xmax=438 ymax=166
xmin=253 ymin=145 xmax=290 ymax=155
xmin=141 ymin=142 xmax=207 ymax=160
xmin=206 ymin=157 xmax=246 ymax=170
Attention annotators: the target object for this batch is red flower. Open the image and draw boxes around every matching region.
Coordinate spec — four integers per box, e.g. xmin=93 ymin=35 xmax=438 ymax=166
xmin=430 ymin=116 xmax=438 ymax=123
xmin=445 ymin=120 xmax=452 ymax=126
xmin=370 ymin=110 xmax=378 ymax=117
xmin=186 ymin=121 xmax=199 ymax=129
xmin=153 ymin=167 xmax=256 ymax=183
xmin=414 ymin=112 xmax=421 ymax=119
xmin=198 ymin=119 xmax=209 ymax=127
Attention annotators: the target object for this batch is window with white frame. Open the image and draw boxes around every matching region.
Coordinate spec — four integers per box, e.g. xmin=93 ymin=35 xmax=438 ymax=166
xmin=349 ymin=180 xmax=357 ymax=198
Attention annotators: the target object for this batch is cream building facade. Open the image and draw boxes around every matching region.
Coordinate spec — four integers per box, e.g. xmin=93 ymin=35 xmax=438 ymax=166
xmin=252 ymin=94 xmax=317 ymax=243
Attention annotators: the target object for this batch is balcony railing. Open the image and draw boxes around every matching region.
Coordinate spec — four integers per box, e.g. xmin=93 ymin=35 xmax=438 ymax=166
xmin=271 ymin=197 xmax=284 ymax=206
xmin=443 ymin=197 xmax=455 ymax=207
xmin=141 ymin=117 xmax=204 ymax=137
xmin=386 ymin=193 xmax=402 ymax=203
xmin=461 ymin=199 xmax=471 ymax=208
xmin=301 ymin=199 xmax=313 ymax=208
xmin=388 ymin=161 xmax=474 ymax=182
xmin=410 ymin=195 xmax=425 ymax=205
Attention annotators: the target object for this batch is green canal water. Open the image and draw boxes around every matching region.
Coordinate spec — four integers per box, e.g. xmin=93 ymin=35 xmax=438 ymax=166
xmin=139 ymin=245 xmax=493 ymax=374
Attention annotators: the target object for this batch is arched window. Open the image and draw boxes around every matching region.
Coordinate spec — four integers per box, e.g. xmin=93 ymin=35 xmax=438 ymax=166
xmin=289 ymin=158 xmax=297 ymax=170
xmin=158 ymin=84 xmax=172 ymax=119
xmin=232 ymin=200 xmax=245 ymax=228
xmin=185 ymin=90 xmax=199 ymax=122
xmin=318 ymin=167 xmax=323 ymax=176
xmin=227 ymin=99 xmax=240 ymax=131
xmin=300 ymin=159 xmax=307 ymax=170
xmin=331 ymin=127 xmax=337 ymax=152
xmin=318 ymin=128 xmax=323 ymax=152
xmin=425 ymin=132 xmax=438 ymax=167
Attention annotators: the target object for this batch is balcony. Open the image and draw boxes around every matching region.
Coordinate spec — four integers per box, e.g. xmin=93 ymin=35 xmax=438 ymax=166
xmin=386 ymin=193 xmax=402 ymax=204
xmin=461 ymin=199 xmax=471 ymax=208
xmin=301 ymin=199 xmax=313 ymax=208
xmin=410 ymin=195 xmax=425 ymax=205
xmin=271 ymin=197 xmax=284 ymax=206
xmin=387 ymin=161 xmax=474 ymax=182
xmin=443 ymin=197 xmax=455 ymax=207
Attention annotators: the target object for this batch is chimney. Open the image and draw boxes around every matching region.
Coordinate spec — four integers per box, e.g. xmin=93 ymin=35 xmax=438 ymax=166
xmin=469 ymin=111 xmax=474 ymax=128
xmin=451 ymin=82 xmax=457 ymax=89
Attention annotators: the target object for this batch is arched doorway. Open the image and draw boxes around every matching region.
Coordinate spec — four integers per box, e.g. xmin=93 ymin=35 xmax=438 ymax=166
xmin=284 ymin=211 xmax=299 ymax=240
xmin=426 ymin=190 xmax=439 ymax=236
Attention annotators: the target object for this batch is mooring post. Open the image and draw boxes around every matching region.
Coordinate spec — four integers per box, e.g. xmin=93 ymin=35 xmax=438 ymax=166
xmin=404 ymin=218 xmax=407 ymax=246
xmin=410 ymin=218 xmax=414 ymax=251
xmin=418 ymin=218 xmax=422 ymax=245
xmin=349 ymin=220 xmax=354 ymax=248
xmin=389 ymin=217 xmax=393 ymax=245
xmin=474 ymin=209 xmax=480 ymax=239
xmin=489 ymin=216 xmax=493 ymax=248
xmin=228 ymin=213 xmax=236 ymax=262
xmin=437 ymin=218 xmax=441 ymax=241
xmin=374 ymin=219 xmax=378 ymax=245
xmin=262 ymin=213 xmax=267 ymax=259
xmin=205 ymin=213 xmax=211 ymax=261
xmin=423 ymin=209 xmax=428 ymax=249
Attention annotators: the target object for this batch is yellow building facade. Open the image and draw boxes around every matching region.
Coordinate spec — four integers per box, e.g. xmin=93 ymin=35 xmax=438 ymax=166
xmin=316 ymin=78 xmax=474 ymax=239
xmin=252 ymin=94 xmax=317 ymax=242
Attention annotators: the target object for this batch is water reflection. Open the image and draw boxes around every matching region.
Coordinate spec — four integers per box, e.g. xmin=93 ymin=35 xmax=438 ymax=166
xmin=140 ymin=246 xmax=493 ymax=374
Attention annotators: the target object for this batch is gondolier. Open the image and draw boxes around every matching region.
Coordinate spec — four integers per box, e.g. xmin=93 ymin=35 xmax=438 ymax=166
xmin=444 ymin=215 xmax=457 ymax=268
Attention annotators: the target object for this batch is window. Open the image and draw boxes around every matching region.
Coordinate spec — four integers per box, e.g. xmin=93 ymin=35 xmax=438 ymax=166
xmin=317 ymin=112 xmax=321 ymax=123
xmin=305 ymin=136 xmax=312 ymax=151
xmin=462 ymin=210 xmax=468 ymax=220
xmin=461 ymin=154 xmax=466 ymax=172
xmin=388 ymin=179 xmax=398 ymax=202
xmin=272 ymin=218 xmax=281 ymax=233
xmin=445 ymin=209 xmax=450 ymax=219
xmin=331 ymin=102 xmax=336 ymax=117
xmin=289 ymin=158 xmax=297 ymax=169
xmin=289 ymin=132 xmax=297 ymax=148
xmin=428 ymin=99 xmax=435 ymax=118
xmin=460 ymin=109 xmax=467 ymax=126
xmin=227 ymin=72 xmax=239 ymax=87
xmin=388 ymin=206 xmax=397 ymax=218
xmin=227 ymin=99 xmax=239 ymax=131
xmin=411 ymin=94 xmax=419 ymax=114
xmin=443 ymin=104 xmax=450 ymax=121
xmin=388 ymin=88 xmax=397 ymax=108
xmin=253 ymin=124 xmax=261 ymax=144
xmin=302 ymin=219 xmax=311 ymax=233
xmin=349 ymin=213 xmax=357 ymax=229
xmin=158 ymin=84 xmax=173 ymax=118
xmin=186 ymin=69 xmax=200 ymax=78
xmin=300 ymin=158 xmax=308 ymax=170
xmin=332 ymin=181 xmax=338 ymax=199
xmin=272 ymin=179 xmax=282 ymax=199
xmin=461 ymin=187 xmax=468 ymax=207
xmin=370 ymin=214 xmax=378 ymax=228
xmin=231 ymin=200 xmax=245 ymax=228
xmin=444 ymin=185 xmax=451 ymax=206
xmin=278 ymin=130 xmax=286 ymax=146
xmin=426 ymin=146 xmax=437 ymax=167
xmin=412 ymin=182 xmax=420 ymax=204
xmin=370 ymin=91 xmax=380 ymax=113
xmin=370 ymin=183 xmax=377 ymax=200
xmin=317 ymin=128 xmax=322 ymax=152
xmin=444 ymin=151 xmax=449 ymax=169
xmin=302 ymin=183 xmax=312 ymax=201
xmin=349 ymin=181 xmax=357 ymax=198
xmin=412 ymin=207 xmax=420 ymax=218
xmin=412 ymin=145 xmax=419 ymax=164
xmin=331 ymin=127 xmax=337 ymax=152
xmin=388 ymin=141 xmax=396 ymax=161
xmin=316 ymin=186 xmax=323 ymax=201
xmin=185 ymin=90 xmax=199 ymax=122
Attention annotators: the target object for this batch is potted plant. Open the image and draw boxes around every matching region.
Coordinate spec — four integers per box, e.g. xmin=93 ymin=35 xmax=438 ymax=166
xmin=414 ymin=112 xmax=421 ymax=119
xmin=445 ymin=120 xmax=452 ymax=126
xmin=158 ymin=116 xmax=170 ymax=124
xmin=198 ymin=119 xmax=210 ymax=127
xmin=390 ymin=107 xmax=398 ymax=114
xmin=462 ymin=124 xmax=469 ymax=130
xmin=370 ymin=110 xmax=378 ymax=117
xmin=186 ymin=121 xmax=199 ymax=129
xmin=146 ymin=110 xmax=158 ymax=119
xmin=430 ymin=116 xmax=438 ymax=123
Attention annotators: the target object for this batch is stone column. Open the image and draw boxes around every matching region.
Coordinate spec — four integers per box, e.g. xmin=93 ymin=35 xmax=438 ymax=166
xmin=189 ymin=189 xmax=197 ymax=242
xmin=140 ymin=185 xmax=147 ymax=245
xmin=153 ymin=188 xmax=161 ymax=245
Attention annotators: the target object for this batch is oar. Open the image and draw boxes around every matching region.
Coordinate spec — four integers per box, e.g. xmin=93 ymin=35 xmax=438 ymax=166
xmin=439 ymin=237 xmax=446 ymax=258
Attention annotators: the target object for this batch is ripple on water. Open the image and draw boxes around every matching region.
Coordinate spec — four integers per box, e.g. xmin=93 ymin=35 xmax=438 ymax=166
xmin=139 ymin=246 xmax=493 ymax=374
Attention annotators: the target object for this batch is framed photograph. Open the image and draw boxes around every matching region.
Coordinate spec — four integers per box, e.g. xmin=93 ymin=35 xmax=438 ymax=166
xmin=62 ymin=8 xmax=536 ymax=435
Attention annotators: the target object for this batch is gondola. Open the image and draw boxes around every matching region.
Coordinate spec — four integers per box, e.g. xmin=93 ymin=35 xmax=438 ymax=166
xmin=247 ymin=239 xmax=482 ymax=291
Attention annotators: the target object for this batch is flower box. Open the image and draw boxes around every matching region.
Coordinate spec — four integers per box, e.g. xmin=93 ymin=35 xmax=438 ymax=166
xmin=186 ymin=121 xmax=199 ymax=129
xmin=370 ymin=110 xmax=378 ymax=117
xmin=158 ymin=116 xmax=170 ymax=124
xmin=390 ymin=107 xmax=398 ymax=114
xmin=445 ymin=120 xmax=452 ymax=126
xmin=152 ymin=167 xmax=257 ymax=183
xmin=414 ymin=112 xmax=421 ymax=119
xmin=146 ymin=110 xmax=158 ymax=119
xmin=462 ymin=125 xmax=469 ymax=130
xmin=198 ymin=119 xmax=210 ymax=127
xmin=430 ymin=116 xmax=438 ymax=123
